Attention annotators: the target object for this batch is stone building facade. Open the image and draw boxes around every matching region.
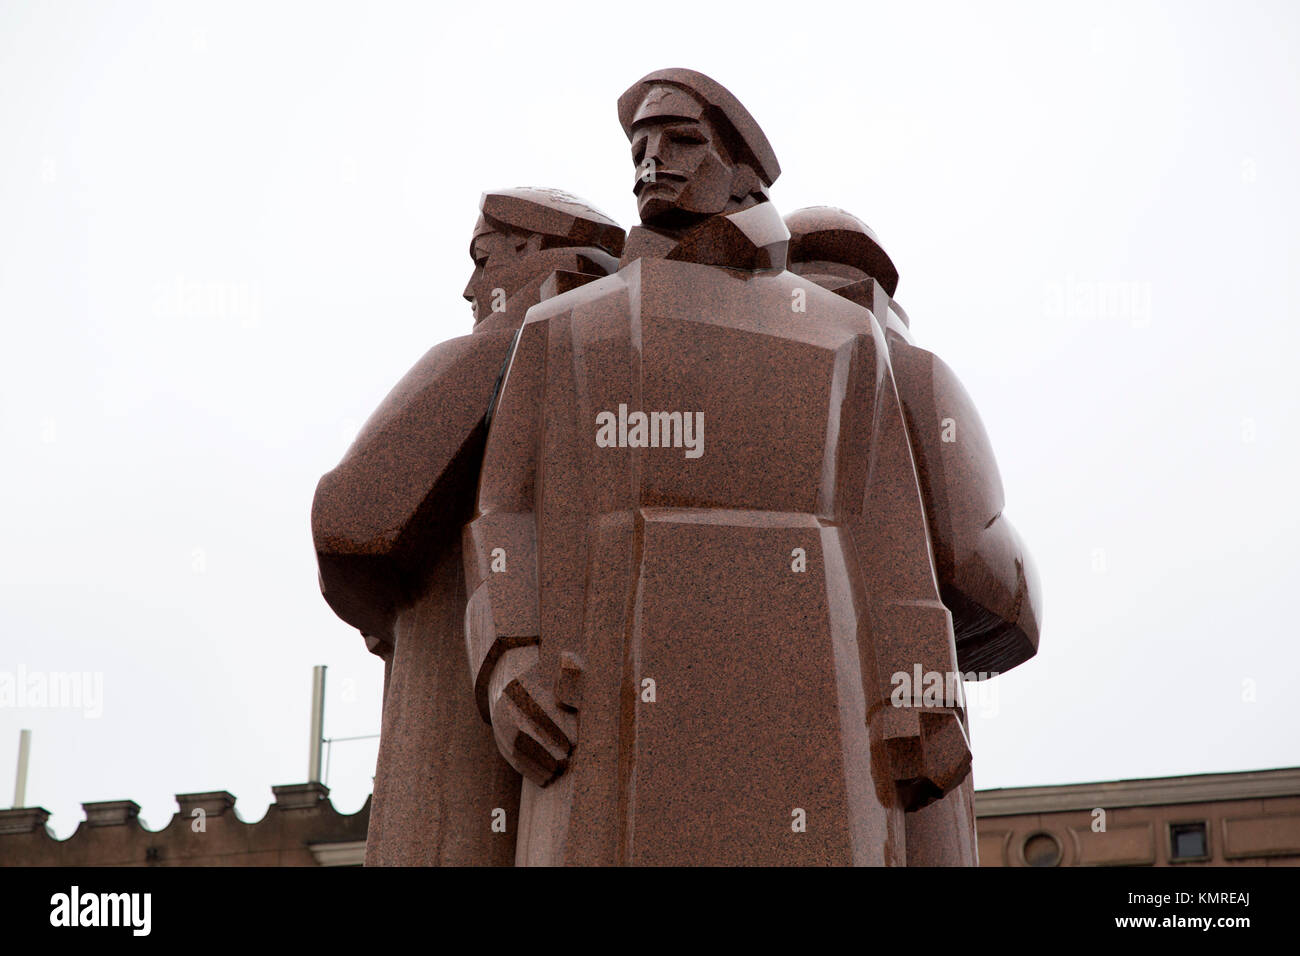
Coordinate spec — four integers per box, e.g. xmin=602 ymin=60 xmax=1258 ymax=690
xmin=975 ymin=767 xmax=1300 ymax=866
xmin=2 ymin=768 xmax=1296 ymax=866
xmin=0 ymin=783 xmax=368 ymax=866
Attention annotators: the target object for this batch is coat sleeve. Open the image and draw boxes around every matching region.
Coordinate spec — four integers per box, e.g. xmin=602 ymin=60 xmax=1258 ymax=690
xmin=461 ymin=316 xmax=546 ymax=716
xmin=889 ymin=338 xmax=1043 ymax=675
xmin=311 ymin=328 xmax=518 ymax=649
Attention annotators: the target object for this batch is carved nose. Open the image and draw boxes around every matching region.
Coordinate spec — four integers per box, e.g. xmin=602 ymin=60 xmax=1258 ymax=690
xmin=462 ymin=277 xmax=478 ymax=319
xmin=643 ymin=132 xmax=666 ymax=165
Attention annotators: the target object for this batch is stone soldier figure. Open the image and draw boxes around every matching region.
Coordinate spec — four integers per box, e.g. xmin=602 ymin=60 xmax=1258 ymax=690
xmin=784 ymin=206 xmax=1041 ymax=676
xmin=312 ymin=187 xmax=625 ymax=865
xmin=460 ymin=69 xmax=1039 ymax=865
xmin=785 ymin=205 xmax=1042 ymax=865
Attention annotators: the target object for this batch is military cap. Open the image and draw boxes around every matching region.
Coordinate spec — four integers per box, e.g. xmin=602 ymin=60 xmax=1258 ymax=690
xmin=473 ymin=187 xmax=625 ymax=258
xmin=785 ymin=205 xmax=899 ymax=297
xmin=618 ymin=68 xmax=781 ymax=187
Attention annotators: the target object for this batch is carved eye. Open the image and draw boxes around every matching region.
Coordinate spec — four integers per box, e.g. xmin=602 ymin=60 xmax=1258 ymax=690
xmin=669 ymin=131 xmax=706 ymax=145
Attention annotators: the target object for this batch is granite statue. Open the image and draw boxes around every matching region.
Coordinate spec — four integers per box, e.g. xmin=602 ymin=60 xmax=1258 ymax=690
xmin=312 ymin=69 xmax=1041 ymax=866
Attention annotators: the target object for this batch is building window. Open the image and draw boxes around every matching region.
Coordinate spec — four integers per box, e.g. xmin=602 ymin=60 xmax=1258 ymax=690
xmin=1169 ymin=822 xmax=1209 ymax=861
xmin=1022 ymin=832 xmax=1062 ymax=867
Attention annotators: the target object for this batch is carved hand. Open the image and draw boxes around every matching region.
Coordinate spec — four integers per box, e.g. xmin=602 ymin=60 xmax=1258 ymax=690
xmin=886 ymin=707 xmax=973 ymax=811
xmin=485 ymin=645 xmax=575 ymax=787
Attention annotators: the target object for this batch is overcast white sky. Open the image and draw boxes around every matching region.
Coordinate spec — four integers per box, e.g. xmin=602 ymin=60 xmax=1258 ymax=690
xmin=2 ymin=1 xmax=1297 ymax=839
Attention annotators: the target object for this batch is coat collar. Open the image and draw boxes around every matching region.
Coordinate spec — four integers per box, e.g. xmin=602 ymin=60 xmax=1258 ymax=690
xmin=619 ymin=201 xmax=790 ymax=273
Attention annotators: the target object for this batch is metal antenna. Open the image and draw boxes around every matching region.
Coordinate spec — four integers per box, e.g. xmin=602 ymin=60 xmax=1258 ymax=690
xmin=13 ymin=729 xmax=31 ymax=808
xmin=308 ymin=666 xmax=326 ymax=783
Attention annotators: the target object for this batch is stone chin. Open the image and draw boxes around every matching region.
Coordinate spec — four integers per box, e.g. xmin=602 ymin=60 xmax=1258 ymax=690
xmin=636 ymin=192 xmax=731 ymax=230
xmin=636 ymin=195 xmax=682 ymax=226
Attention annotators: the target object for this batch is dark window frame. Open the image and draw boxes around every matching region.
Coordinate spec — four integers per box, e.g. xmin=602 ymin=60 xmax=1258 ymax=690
xmin=1168 ymin=820 xmax=1211 ymax=863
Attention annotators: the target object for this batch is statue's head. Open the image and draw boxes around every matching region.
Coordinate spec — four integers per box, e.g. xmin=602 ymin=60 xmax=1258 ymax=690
xmin=464 ymin=187 xmax=624 ymax=323
xmin=784 ymin=206 xmax=899 ymax=299
xmin=618 ymin=69 xmax=780 ymax=229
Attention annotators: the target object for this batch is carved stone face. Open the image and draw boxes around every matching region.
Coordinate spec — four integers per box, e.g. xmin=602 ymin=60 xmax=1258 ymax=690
xmin=462 ymin=221 xmax=542 ymax=322
xmin=630 ymin=111 xmax=739 ymax=228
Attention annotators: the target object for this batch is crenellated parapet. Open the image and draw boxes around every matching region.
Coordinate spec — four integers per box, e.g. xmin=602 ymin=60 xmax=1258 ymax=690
xmin=0 ymin=783 xmax=369 ymax=866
